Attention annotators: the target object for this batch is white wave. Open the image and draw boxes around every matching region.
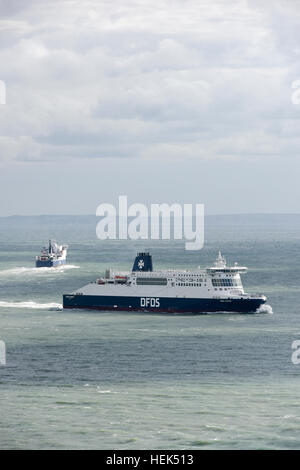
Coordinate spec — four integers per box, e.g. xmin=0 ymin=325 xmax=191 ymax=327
xmin=256 ymin=303 xmax=273 ymax=314
xmin=0 ymin=301 xmax=63 ymax=310
xmin=58 ymin=265 xmax=80 ymax=270
xmin=0 ymin=265 xmax=79 ymax=276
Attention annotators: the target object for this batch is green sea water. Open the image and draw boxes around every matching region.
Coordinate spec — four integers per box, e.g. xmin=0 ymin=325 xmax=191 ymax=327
xmin=0 ymin=214 xmax=300 ymax=449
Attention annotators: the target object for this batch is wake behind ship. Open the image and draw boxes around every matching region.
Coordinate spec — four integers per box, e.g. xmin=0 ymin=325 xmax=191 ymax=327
xmin=36 ymin=240 xmax=68 ymax=267
xmin=63 ymin=252 xmax=267 ymax=313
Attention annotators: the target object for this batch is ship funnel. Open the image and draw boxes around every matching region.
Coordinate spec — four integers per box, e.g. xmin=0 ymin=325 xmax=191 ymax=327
xmin=132 ymin=252 xmax=153 ymax=272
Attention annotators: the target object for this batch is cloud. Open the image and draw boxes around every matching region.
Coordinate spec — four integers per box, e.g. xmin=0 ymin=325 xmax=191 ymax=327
xmin=0 ymin=0 xmax=300 ymax=164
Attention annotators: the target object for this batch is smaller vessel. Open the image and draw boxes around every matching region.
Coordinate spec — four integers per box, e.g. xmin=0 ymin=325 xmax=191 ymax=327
xmin=36 ymin=240 xmax=68 ymax=267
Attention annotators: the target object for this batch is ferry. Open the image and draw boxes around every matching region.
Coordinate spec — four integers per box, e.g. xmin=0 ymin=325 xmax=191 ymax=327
xmin=36 ymin=240 xmax=68 ymax=267
xmin=63 ymin=251 xmax=267 ymax=313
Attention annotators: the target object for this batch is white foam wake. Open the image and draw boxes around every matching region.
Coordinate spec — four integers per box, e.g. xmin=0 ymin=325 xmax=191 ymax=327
xmin=0 ymin=265 xmax=79 ymax=276
xmin=0 ymin=301 xmax=63 ymax=310
xmin=256 ymin=303 xmax=273 ymax=314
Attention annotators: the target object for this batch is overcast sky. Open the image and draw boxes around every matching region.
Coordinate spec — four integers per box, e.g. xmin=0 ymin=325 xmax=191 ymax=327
xmin=0 ymin=0 xmax=300 ymax=215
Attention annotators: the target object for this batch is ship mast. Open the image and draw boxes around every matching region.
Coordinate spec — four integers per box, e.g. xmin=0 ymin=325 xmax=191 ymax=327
xmin=214 ymin=250 xmax=226 ymax=268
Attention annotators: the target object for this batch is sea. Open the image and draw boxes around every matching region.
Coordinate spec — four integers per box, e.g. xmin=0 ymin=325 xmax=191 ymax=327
xmin=0 ymin=214 xmax=300 ymax=450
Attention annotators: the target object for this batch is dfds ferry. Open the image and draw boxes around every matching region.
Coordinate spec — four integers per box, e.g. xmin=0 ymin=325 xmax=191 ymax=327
xmin=36 ymin=240 xmax=68 ymax=267
xmin=63 ymin=252 xmax=266 ymax=313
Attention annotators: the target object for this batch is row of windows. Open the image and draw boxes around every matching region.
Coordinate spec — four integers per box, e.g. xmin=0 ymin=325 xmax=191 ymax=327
xmin=212 ymin=269 xmax=235 ymax=273
xmin=212 ymin=279 xmax=239 ymax=287
xmin=176 ymin=274 xmax=205 ymax=278
xmin=136 ymin=277 xmax=168 ymax=285
xmin=214 ymin=288 xmax=233 ymax=291
xmin=176 ymin=283 xmax=206 ymax=287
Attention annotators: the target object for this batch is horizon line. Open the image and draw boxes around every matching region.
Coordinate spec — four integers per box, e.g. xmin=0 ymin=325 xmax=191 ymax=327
xmin=1 ymin=212 xmax=300 ymax=218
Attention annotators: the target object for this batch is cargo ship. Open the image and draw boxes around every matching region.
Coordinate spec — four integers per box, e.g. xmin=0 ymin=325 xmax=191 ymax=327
xmin=36 ymin=240 xmax=68 ymax=267
xmin=63 ymin=251 xmax=266 ymax=313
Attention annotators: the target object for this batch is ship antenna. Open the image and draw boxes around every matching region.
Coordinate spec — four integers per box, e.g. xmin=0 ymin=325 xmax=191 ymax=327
xmin=215 ymin=250 xmax=226 ymax=267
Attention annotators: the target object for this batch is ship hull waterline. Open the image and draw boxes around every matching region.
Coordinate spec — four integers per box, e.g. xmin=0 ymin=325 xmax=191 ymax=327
xmin=36 ymin=259 xmax=66 ymax=268
xmin=63 ymin=294 xmax=265 ymax=314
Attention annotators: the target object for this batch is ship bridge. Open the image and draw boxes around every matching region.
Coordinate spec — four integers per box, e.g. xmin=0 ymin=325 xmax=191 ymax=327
xmin=206 ymin=251 xmax=247 ymax=275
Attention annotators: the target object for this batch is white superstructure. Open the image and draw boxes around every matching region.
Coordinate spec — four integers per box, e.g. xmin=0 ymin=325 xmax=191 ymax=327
xmin=67 ymin=251 xmax=265 ymax=304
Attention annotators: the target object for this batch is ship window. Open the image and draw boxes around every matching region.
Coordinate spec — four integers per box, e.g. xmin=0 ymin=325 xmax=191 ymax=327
xmin=212 ymin=278 xmax=239 ymax=287
xmin=136 ymin=277 xmax=168 ymax=286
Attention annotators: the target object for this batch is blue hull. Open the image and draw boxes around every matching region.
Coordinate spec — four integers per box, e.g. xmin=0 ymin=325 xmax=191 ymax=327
xmin=36 ymin=259 xmax=66 ymax=268
xmin=63 ymin=294 xmax=265 ymax=313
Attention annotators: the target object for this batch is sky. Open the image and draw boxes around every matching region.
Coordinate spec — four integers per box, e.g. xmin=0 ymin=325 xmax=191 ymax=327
xmin=0 ymin=0 xmax=300 ymax=215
